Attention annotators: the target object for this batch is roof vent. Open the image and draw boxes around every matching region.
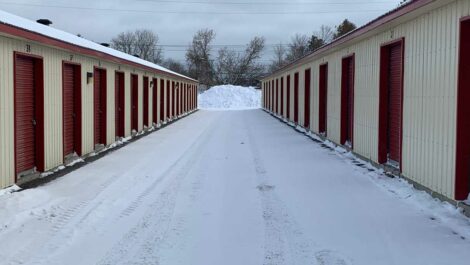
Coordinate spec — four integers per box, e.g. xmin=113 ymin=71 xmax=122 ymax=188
xmin=36 ymin=19 xmax=52 ymax=26
xmin=100 ymin=43 xmax=110 ymax=47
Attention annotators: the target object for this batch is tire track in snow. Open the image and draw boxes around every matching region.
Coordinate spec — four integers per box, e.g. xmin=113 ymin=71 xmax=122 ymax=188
xmin=8 ymin=127 xmax=182 ymax=265
xmin=6 ymin=175 xmax=123 ymax=265
xmin=245 ymin=119 xmax=313 ymax=265
xmin=98 ymin=115 xmax=219 ymax=265
xmin=245 ymin=113 xmax=352 ymax=265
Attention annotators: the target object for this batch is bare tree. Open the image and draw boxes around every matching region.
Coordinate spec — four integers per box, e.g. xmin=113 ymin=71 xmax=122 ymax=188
xmin=111 ymin=29 xmax=163 ymax=64
xmin=111 ymin=31 xmax=135 ymax=55
xmin=214 ymin=36 xmax=265 ymax=86
xmin=286 ymin=34 xmax=310 ymax=63
xmin=134 ymin=29 xmax=163 ymax=64
xmin=239 ymin=36 xmax=266 ymax=86
xmin=215 ymin=47 xmax=240 ymax=85
xmin=268 ymin=43 xmax=287 ymax=72
xmin=318 ymin=25 xmax=334 ymax=44
xmin=186 ymin=29 xmax=216 ymax=86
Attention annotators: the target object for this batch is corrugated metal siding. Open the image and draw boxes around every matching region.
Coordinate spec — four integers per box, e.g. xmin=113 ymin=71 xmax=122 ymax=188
xmin=261 ymin=0 xmax=470 ymax=199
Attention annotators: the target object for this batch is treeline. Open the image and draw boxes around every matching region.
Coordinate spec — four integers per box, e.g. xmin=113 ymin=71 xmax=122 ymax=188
xmin=109 ymin=19 xmax=357 ymax=87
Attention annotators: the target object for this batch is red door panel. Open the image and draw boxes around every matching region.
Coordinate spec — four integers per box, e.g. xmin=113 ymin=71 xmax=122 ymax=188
xmin=275 ymin=79 xmax=279 ymax=114
xmin=272 ymin=80 xmax=275 ymax=113
xmin=172 ymin=81 xmax=176 ymax=118
xmin=131 ymin=74 xmax=138 ymax=131
xmin=166 ymin=80 xmax=171 ymax=119
xmin=63 ymin=64 xmax=81 ymax=157
xmin=387 ymin=44 xmax=403 ymax=163
xmin=176 ymin=82 xmax=179 ymax=116
xmin=304 ymin=69 xmax=311 ymax=128
xmin=143 ymin=77 xmax=149 ymax=127
xmin=160 ymin=79 xmax=165 ymax=122
xmin=115 ymin=72 xmax=125 ymax=138
xmin=184 ymin=84 xmax=187 ymax=113
xmin=94 ymin=68 xmax=106 ymax=145
xmin=341 ymin=56 xmax=354 ymax=146
xmin=456 ymin=19 xmax=470 ymax=200
xmin=294 ymin=73 xmax=299 ymax=123
xmin=152 ymin=78 xmax=158 ymax=124
xmin=15 ymin=56 xmax=36 ymax=173
xmin=347 ymin=59 xmax=354 ymax=143
xmin=280 ymin=78 xmax=284 ymax=117
xmin=287 ymin=75 xmax=291 ymax=120
xmin=319 ymin=64 xmax=328 ymax=135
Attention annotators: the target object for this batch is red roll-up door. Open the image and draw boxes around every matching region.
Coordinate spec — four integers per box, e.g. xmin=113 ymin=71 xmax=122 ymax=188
xmin=166 ymin=80 xmax=171 ymax=119
xmin=160 ymin=79 xmax=165 ymax=122
xmin=176 ymin=83 xmax=180 ymax=116
xmin=115 ymin=72 xmax=125 ymax=138
xmin=286 ymin=75 xmax=291 ymax=120
xmin=319 ymin=64 xmax=328 ymax=135
xmin=347 ymin=60 xmax=354 ymax=144
xmin=294 ymin=73 xmax=299 ymax=123
xmin=184 ymin=84 xmax=187 ymax=113
xmin=180 ymin=83 xmax=183 ymax=115
xmin=455 ymin=19 xmax=470 ymax=200
xmin=304 ymin=69 xmax=311 ymax=128
xmin=94 ymin=68 xmax=107 ymax=146
xmin=271 ymin=80 xmax=275 ymax=112
xmin=172 ymin=82 xmax=175 ymax=117
xmin=182 ymin=84 xmax=185 ymax=114
xmin=131 ymin=74 xmax=138 ymax=132
xmin=152 ymin=78 xmax=158 ymax=124
xmin=275 ymin=79 xmax=279 ymax=114
xmin=341 ymin=56 xmax=354 ymax=146
xmin=15 ymin=56 xmax=39 ymax=174
xmin=280 ymin=78 xmax=284 ymax=117
xmin=63 ymin=64 xmax=81 ymax=157
xmin=143 ymin=76 xmax=149 ymax=127
xmin=387 ymin=44 xmax=403 ymax=163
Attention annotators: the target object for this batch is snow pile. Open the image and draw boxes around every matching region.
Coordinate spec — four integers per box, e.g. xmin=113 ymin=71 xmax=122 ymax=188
xmin=198 ymin=85 xmax=261 ymax=110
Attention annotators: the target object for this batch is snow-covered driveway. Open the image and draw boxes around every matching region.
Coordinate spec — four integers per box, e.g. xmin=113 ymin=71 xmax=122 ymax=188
xmin=1 ymin=110 xmax=470 ymax=265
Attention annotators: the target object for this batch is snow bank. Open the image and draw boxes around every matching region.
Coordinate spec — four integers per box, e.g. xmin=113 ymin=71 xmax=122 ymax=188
xmin=198 ymin=85 xmax=261 ymax=110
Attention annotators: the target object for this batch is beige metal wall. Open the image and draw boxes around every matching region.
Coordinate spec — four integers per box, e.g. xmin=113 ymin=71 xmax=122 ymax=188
xmin=0 ymin=33 xmax=197 ymax=189
xmin=262 ymin=0 xmax=470 ymax=199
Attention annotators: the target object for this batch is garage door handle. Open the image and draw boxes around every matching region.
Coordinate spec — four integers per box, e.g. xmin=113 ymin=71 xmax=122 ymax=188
xmin=32 ymin=119 xmax=37 ymax=126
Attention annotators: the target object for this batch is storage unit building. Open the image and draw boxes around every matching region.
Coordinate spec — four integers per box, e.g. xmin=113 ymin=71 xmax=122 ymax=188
xmin=0 ymin=10 xmax=198 ymax=189
xmin=261 ymin=0 xmax=470 ymax=204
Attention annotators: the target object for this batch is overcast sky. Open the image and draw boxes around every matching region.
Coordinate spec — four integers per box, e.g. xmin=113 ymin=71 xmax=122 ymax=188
xmin=0 ymin=0 xmax=403 ymax=64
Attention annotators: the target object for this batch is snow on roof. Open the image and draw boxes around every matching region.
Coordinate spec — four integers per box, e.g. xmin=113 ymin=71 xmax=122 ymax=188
xmin=0 ymin=9 xmax=196 ymax=82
